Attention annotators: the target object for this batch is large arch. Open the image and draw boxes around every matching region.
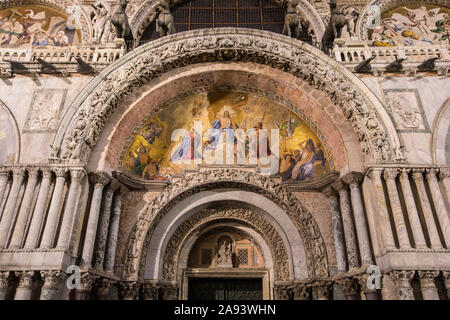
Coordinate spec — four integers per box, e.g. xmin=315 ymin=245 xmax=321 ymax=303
xmin=52 ymin=28 xmax=404 ymax=166
xmin=432 ymin=98 xmax=450 ymax=165
xmin=122 ymin=169 xmax=328 ymax=281
xmin=0 ymin=99 xmax=20 ymax=165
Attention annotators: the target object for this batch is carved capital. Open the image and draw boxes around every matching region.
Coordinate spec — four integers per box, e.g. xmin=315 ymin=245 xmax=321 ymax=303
xmin=383 ymin=168 xmax=399 ymax=181
xmin=95 ymin=278 xmax=114 ymax=298
xmin=119 ymin=281 xmax=139 ymax=300
xmin=442 ymin=271 xmax=450 ymax=289
xmin=12 ymin=168 xmax=25 ymax=181
xmin=274 ymin=284 xmax=292 ymax=300
xmin=411 ymin=168 xmax=425 ymax=181
xmin=53 ymin=167 xmax=68 ymax=178
xmin=15 ymin=271 xmax=35 ymax=289
xmin=78 ymin=272 xmax=100 ymax=292
xmin=142 ymin=283 xmax=159 ymax=300
xmin=336 ymin=277 xmax=358 ymax=296
xmin=390 ymin=270 xmax=415 ymax=288
xmin=366 ymin=168 xmax=383 ymax=180
xmin=40 ymin=270 xmax=66 ymax=289
xmin=27 ymin=169 xmax=40 ymax=180
xmin=0 ymin=271 xmax=10 ymax=289
xmin=41 ymin=169 xmax=53 ymax=179
xmin=292 ymin=283 xmax=310 ymax=300
xmin=311 ymin=280 xmax=332 ymax=300
xmin=160 ymin=284 xmax=178 ymax=300
xmin=418 ymin=271 xmax=439 ymax=288
xmin=89 ymin=172 xmax=111 ymax=187
xmin=399 ymin=168 xmax=411 ymax=179
xmin=322 ymin=186 xmax=337 ymax=198
xmin=439 ymin=168 xmax=450 ymax=180
xmin=0 ymin=168 xmax=10 ymax=180
xmin=342 ymin=171 xmax=364 ymax=186
xmin=70 ymin=169 xmax=86 ymax=182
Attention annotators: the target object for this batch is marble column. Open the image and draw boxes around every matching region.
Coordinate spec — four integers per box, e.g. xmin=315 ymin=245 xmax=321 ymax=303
xmin=383 ymin=169 xmax=411 ymax=249
xmin=56 ymin=169 xmax=85 ymax=249
xmin=426 ymin=169 xmax=450 ymax=247
xmin=0 ymin=168 xmax=25 ymax=247
xmin=0 ymin=271 xmax=10 ymax=300
xmin=9 ymin=169 xmax=40 ymax=249
xmin=411 ymin=169 xmax=442 ymax=249
xmin=119 ymin=282 xmax=139 ymax=300
xmin=0 ymin=169 xmax=10 ymax=217
xmin=438 ymin=168 xmax=450 ymax=201
xmin=80 ymin=172 xmax=110 ymax=268
xmin=95 ymin=278 xmax=114 ymax=300
xmin=355 ymin=273 xmax=379 ymax=300
xmin=292 ymin=283 xmax=310 ymax=300
xmin=40 ymin=168 xmax=67 ymax=249
xmin=23 ymin=169 xmax=53 ymax=249
xmin=418 ymin=271 xmax=440 ymax=300
xmin=142 ymin=283 xmax=159 ymax=300
xmin=391 ymin=270 xmax=415 ymax=300
xmin=399 ymin=169 xmax=428 ymax=249
xmin=104 ymin=188 xmax=125 ymax=273
xmin=14 ymin=271 xmax=35 ymax=300
xmin=336 ymin=277 xmax=359 ymax=300
xmin=343 ymin=172 xmax=375 ymax=264
xmin=40 ymin=270 xmax=65 ymax=300
xmin=75 ymin=272 xmax=99 ymax=300
xmin=323 ymin=187 xmax=347 ymax=272
xmin=442 ymin=271 xmax=450 ymax=299
xmin=94 ymin=180 xmax=120 ymax=271
xmin=333 ymin=180 xmax=359 ymax=269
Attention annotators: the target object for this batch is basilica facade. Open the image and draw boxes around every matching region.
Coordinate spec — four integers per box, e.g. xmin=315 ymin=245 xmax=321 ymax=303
xmin=0 ymin=0 xmax=449 ymax=300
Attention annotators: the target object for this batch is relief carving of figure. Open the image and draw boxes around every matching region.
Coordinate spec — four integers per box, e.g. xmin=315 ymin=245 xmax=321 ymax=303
xmin=91 ymin=2 xmax=111 ymax=44
xmin=217 ymin=238 xmax=232 ymax=267
xmin=156 ymin=2 xmax=176 ymax=37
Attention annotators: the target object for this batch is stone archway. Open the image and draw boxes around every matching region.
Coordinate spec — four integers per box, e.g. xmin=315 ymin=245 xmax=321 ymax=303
xmin=432 ymin=98 xmax=450 ymax=165
xmin=122 ymin=169 xmax=328 ymax=281
xmin=53 ymin=28 xmax=404 ymax=166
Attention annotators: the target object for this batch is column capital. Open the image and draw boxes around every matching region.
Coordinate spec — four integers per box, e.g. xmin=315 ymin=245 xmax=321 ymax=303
xmin=310 ymin=280 xmax=333 ymax=300
xmin=439 ymin=168 xmax=450 ymax=180
xmin=89 ymin=172 xmax=111 ymax=186
xmin=106 ymin=179 xmax=121 ymax=193
xmin=40 ymin=270 xmax=66 ymax=289
xmin=335 ymin=277 xmax=358 ymax=296
xmin=53 ymin=167 xmax=68 ymax=178
xmin=118 ymin=281 xmax=140 ymax=300
xmin=442 ymin=271 xmax=450 ymax=288
xmin=322 ymin=186 xmax=338 ymax=198
xmin=342 ymin=171 xmax=364 ymax=186
xmin=273 ymin=284 xmax=292 ymax=300
xmin=70 ymin=169 xmax=86 ymax=182
xmin=142 ymin=282 xmax=159 ymax=300
xmin=332 ymin=179 xmax=347 ymax=192
xmin=399 ymin=168 xmax=411 ymax=178
xmin=79 ymin=272 xmax=100 ymax=292
xmin=425 ymin=168 xmax=439 ymax=179
xmin=27 ymin=168 xmax=40 ymax=180
xmin=15 ymin=271 xmax=35 ymax=289
xmin=366 ymin=168 xmax=383 ymax=179
xmin=390 ymin=270 xmax=415 ymax=286
xmin=418 ymin=270 xmax=440 ymax=287
xmin=40 ymin=168 xmax=53 ymax=179
xmin=11 ymin=167 xmax=26 ymax=179
xmin=383 ymin=168 xmax=400 ymax=181
xmin=292 ymin=283 xmax=310 ymax=300
xmin=0 ymin=271 xmax=10 ymax=288
xmin=160 ymin=283 xmax=178 ymax=300
xmin=0 ymin=168 xmax=10 ymax=179
xmin=94 ymin=278 xmax=115 ymax=299
xmin=411 ymin=168 xmax=425 ymax=180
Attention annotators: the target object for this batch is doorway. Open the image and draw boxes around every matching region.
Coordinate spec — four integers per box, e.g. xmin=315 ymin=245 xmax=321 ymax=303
xmin=188 ymin=278 xmax=263 ymax=300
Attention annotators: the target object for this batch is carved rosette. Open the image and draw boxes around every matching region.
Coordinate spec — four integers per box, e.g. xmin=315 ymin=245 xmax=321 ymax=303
xmin=123 ymin=169 xmax=328 ymax=282
xmin=60 ymin=29 xmax=399 ymax=165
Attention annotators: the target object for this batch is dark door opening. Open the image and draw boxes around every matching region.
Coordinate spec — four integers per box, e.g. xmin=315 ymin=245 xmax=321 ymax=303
xmin=188 ymin=278 xmax=263 ymax=300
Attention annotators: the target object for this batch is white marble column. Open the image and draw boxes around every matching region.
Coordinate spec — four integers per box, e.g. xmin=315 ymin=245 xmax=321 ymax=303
xmin=94 ymin=180 xmax=120 ymax=271
xmin=104 ymin=188 xmax=125 ymax=273
xmin=426 ymin=169 xmax=450 ymax=247
xmin=80 ymin=172 xmax=110 ymax=268
xmin=40 ymin=168 xmax=67 ymax=249
xmin=23 ymin=169 xmax=53 ymax=249
xmin=383 ymin=168 xmax=411 ymax=249
xmin=0 ymin=271 xmax=10 ymax=300
xmin=399 ymin=169 xmax=428 ymax=249
xmin=0 ymin=168 xmax=25 ymax=248
xmin=0 ymin=169 xmax=10 ymax=218
xmin=343 ymin=172 xmax=374 ymax=265
xmin=438 ymin=168 xmax=450 ymax=201
xmin=9 ymin=169 xmax=40 ymax=249
xmin=14 ymin=271 xmax=35 ymax=300
xmin=367 ymin=169 xmax=396 ymax=251
xmin=56 ymin=169 xmax=85 ymax=249
xmin=391 ymin=270 xmax=415 ymax=300
xmin=418 ymin=271 xmax=440 ymax=300
xmin=411 ymin=169 xmax=442 ymax=249
xmin=40 ymin=270 xmax=65 ymax=300
xmin=333 ymin=180 xmax=359 ymax=269
xmin=323 ymin=187 xmax=347 ymax=272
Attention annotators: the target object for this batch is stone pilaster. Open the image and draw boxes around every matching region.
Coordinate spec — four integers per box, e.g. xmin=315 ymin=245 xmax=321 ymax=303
xmin=323 ymin=187 xmax=347 ymax=272
xmin=0 ymin=168 xmax=25 ymax=247
xmin=94 ymin=179 xmax=121 ymax=271
xmin=40 ymin=168 xmax=67 ymax=249
xmin=311 ymin=280 xmax=332 ymax=300
xmin=75 ymin=272 xmax=99 ymax=300
xmin=160 ymin=284 xmax=178 ymax=300
xmin=426 ymin=169 xmax=450 ymax=247
xmin=383 ymin=168 xmax=411 ymax=248
xmin=442 ymin=271 xmax=450 ymax=299
xmin=14 ymin=271 xmax=35 ymax=300
xmin=292 ymin=283 xmax=310 ymax=300
xmin=56 ymin=169 xmax=85 ymax=249
xmin=119 ymin=281 xmax=139 ymax=300
xmin=24 ymin=169 xmax=52 ymax=249
xmin=438 ymin=168 xmax=450 ymax=201
xmin=391 ymin=270 xmax=415 ymax=300
xmin=95 ymin=278 xmax=114 ymax=300
xmin=343 ymin=172 xmax=374 ymax=264
xmin=333 ymin=180 xmax=359 ymax=269
xmin=9 ymin=169 xmax=40 ymax=249
xmin=411 ymin=169 xmax=442 ymax=248
xmin=40 ymin=270 xmax=65 ymax=300
xmin=399 ymin=169 xmax=427 ymax=248
xmin=418 ymin=271 xmax=440 ymax=300
xmin=142 ymin=282 xmax=159 ymax=300
xmin=0 ymin=271 xmax=10 ymax=300
xmin=336 ymin=277 xmax=359 ymax=300
xmin=80 ymin=172 xmax=110 ymax=268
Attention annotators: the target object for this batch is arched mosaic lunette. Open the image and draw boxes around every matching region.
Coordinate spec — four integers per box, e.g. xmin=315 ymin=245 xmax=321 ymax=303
xmin=54 ymin=28 xmax=404 ymax=165
xmin=122 ymin=169 xmax=329 ymax=281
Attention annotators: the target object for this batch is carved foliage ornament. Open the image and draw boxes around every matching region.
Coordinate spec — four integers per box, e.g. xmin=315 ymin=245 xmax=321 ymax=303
xmin=59 ymin=29 xmax=398 ymax=164
xmin=123 ymin=169 xmax=328 ymax=280
xmin=161 ymin=208 xmax=290 ymax=282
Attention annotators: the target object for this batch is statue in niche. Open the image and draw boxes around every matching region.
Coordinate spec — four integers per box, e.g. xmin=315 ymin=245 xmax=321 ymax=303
xmin=110 ymin=0 xmax=133 ymax=41
xmin=217 ymin=238 xmax=233 ymax=267
xmin=91 ymin=2 xmax=111 ymax=44
xmin=282 ymin=1 xmax=302 ymax=39
xmin=156 ymin=2 xmax=176 ymax=37
xmin=321 ymin=0 xmax=352 ymax=53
